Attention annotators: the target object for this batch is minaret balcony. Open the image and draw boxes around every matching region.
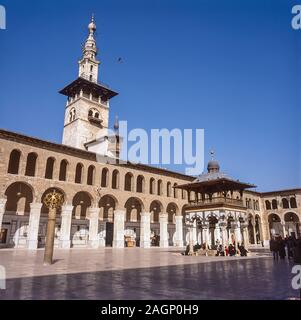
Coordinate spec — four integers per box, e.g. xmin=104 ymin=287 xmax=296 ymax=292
xmin=88 ymin=116 xmax=103 ymax=127
xmin=187 ymin=197 xmax=244 ymax=210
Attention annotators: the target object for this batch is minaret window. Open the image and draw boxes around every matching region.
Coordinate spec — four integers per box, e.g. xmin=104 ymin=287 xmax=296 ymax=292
xmin=69 ymin=108 xmax=76 ymax=122
xmin=88 ymin=108 xmax=102 ymax=127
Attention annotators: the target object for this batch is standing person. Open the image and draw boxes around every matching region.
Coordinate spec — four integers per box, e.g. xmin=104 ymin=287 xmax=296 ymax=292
xmin=270 ymin=237 xmax=279 ymax=260
xmin=225 ymin=245 xmax=229 ymax=256
xmin=278 ymin=237 xmax=286 ymax=260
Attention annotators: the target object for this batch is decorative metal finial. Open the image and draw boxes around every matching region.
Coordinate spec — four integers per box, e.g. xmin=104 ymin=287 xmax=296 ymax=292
xmin=43 ymin=190 xmax=64 ymax=209
xmin=210 ymin=149 xmax=215 ymax=160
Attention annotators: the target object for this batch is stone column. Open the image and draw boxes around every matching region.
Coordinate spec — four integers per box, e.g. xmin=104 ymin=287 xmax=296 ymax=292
xmin=113 ymin=210 xmax=125 ymax=248
xmin=233 ymin=221 xmax=242 ymax=248
xmin=220 ymin=223 xmax=228 ymax=248
xmin=27 ymin=202 xmax=43 ymax=250
xmin=215 ymin=223 xmax=221 ymax=245
xmin=253 ymin=225 xmax=257 ymax=245
xmin=59 ymin=204 xmax=73 ymax=249
xmin=88 ymin=207 xmax=100 ymax=248
xmin=202 ymin=222 xmax=210 ymax=249
xmin=192 ymin=220 xmax=197 ymax=244
xmin=0 ymin=198 xmax=6 ymax=231
xmin=140 ymin=212 xmax=151 ymax=248
xmin=174 ymin=215 xmax=184 ymax=247
xmin=242 ymin=225 xmax=249 ymax=249
xmin=261 ymin=218 xmax=270 ymax=246
xmin=159 ymin=213 xmax=169 ymax=248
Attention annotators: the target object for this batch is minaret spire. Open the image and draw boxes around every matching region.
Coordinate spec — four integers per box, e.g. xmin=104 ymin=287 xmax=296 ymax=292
xmin=78 ymin=15 xmax=100 ymax=82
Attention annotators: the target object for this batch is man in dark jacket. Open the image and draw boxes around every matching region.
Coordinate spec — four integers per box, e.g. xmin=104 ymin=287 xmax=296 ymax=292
xmin=270 ymin=237 xmax=279 ymax=260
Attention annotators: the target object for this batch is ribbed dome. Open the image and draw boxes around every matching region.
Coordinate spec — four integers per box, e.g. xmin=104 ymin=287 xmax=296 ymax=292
xmin=207 ymin=160 xmax=220 ymax=173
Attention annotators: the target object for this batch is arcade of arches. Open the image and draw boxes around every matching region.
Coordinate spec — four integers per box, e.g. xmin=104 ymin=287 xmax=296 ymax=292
xmin=0 ymin=180 xmax=300 ymax=249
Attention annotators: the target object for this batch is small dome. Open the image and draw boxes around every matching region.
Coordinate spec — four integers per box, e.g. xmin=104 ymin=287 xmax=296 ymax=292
xmin=207 ymin=160 xmax=220 ymax=173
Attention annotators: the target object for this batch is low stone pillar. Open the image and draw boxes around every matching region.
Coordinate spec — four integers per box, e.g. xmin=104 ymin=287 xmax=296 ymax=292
xmin=140 ymin=212 xmax=151 ymax=248
xmin=27 ymin=202 xmax=43 ymax=250
xmin=113 ymin=210 xmax=125 ymax=248
xmin=174 ymin=215 xmax=184 ymax=247
xmin=59 ymin=204 xmax=73 ymax=249
xmin=159 ymin=213 xmax=169 ymax=248
xmin=88 ymin=208 xmax=100 ymax=248
xmin=0 ymin=198 xmax=6 ymax=231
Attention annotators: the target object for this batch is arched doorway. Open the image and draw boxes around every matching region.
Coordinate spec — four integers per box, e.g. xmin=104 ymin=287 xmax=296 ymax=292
xmin=284 ymin=212 xmax=300 ymax=238
xmin=99 ymin=195 xmax=117 ymax=246
xmin=150 ymin=200 xmax=163 ymax=246
xmin=268 ymin=213 xmax=282 ymax=238
xmin=124 ymin=197 xmax=144 ymax=247
xmin=71 ymin=191 xmax=92 ymax=247
xmin=39 ymin=188 xmax=65 ymax=248
xmin=2 ymin=182 xmax=34 ymax=248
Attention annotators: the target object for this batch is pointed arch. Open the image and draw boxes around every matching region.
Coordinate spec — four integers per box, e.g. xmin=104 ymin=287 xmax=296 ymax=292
xmin=87 ymin=165 xmax=95 ymax=185
xmin=4 ymin=182 xmax=34 ymax=215
xmin=45 ymin=157 xmax=55 ymax=179
xmin=112 ymin=169 xmax=119 ymax=189
xmin=124 ymin=197 xmax=144 ymax=222
xmin=149 ymin=178 xmax=155 ymax=194
xmin=282 ymin=198 xmax=289 ymax=209
xmin=150 ymin=200 xmax=163 ymax=223
xmin=136 ymin=175 xmax=145 ymax=193
xmin=7 ymin=149 xmax=21 ymax=174
xmin=59 ymin=159 xmax=68 ymax=181
xmin=101 ymin=167 xmax=109 ymax=188
xmin=72 ymin=191 xmax=93 ymax=219
xmin=157 ymin=180 xmax=163 ymax=196
xmin=124 ymin=172 xmax=134 ymax=191
xmin=75 ymin=163 xmax=83 ymax=184
xmin=25 ymin=152 xmax=38 ymax=177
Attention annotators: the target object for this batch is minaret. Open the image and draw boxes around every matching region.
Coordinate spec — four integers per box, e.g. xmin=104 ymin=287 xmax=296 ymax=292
xmin=78 ymin=14 xmax=99 ymax=82
xmin=59 ymin=15 xmax=118 ymax=150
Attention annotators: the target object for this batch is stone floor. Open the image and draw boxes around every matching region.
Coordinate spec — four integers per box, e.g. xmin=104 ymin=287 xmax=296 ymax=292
xmin=0 ymin=247 xmax=298 ymax=300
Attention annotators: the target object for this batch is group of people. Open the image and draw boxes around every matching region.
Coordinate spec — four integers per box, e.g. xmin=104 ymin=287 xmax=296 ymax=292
xmin=270 ymin=235 xmax=301 ymax=263
xmin=216 ymin=243 xmax=248 ymax=257
xmin=183 ymin=241 xmax=248 ymax=257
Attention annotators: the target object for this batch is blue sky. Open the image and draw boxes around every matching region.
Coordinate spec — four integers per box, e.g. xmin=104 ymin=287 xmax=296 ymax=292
xmin=0 ymin=0 xmax=300 ymax=191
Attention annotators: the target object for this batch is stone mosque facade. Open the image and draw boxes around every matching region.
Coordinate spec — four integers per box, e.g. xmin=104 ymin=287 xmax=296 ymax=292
xmin=0 ymin=17 xmax=300 ymax=251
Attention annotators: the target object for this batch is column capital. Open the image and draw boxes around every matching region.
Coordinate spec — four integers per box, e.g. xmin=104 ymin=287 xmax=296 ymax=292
xmin=175 ymin=215 xmax=183 ymax=221
xmin=159 ymin=213 xmax=168 ymax=219
xmin=30 ymin=202 xmax=43 ymax=211
xmin=62 ymin=204 xmax=73 ymax=212
xmin=141 ymin=211 xmax=151 ymax=217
